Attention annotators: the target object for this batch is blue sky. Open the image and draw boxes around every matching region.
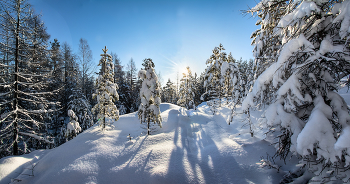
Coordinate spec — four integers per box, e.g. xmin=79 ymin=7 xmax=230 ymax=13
xmin=29 ymin=0 xmax=258 ymax=86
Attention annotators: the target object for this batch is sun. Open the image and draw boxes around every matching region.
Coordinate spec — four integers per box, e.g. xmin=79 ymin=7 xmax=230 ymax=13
xmin=161 ymin=55 xmax=191 ymax=84
xmin=177 ymin=65 xmax=189 ymax=76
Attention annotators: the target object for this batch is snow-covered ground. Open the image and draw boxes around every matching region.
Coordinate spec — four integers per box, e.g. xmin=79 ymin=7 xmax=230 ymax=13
xmin=1 ymin=86 xmax=349 ymax=184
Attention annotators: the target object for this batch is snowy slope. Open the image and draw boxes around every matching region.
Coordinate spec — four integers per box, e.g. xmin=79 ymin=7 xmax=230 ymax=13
xmin=1 ymin=103 xmax=287 ymax=184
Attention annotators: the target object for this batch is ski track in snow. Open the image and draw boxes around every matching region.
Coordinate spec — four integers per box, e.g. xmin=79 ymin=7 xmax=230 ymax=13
xmin=1 ymin=103 xmax=285 ymax=184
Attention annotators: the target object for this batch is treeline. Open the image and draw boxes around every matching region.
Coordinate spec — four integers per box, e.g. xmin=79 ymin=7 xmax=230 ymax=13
xmin=0 ymin=0 xmax=98 ymax=157
xmin=163 ymin=50 xmax=254 ymax=114
xmin=0 ymin=0 xmax=178 ymax=158
xmin=0 ymin=0 xmax=146 ymax=158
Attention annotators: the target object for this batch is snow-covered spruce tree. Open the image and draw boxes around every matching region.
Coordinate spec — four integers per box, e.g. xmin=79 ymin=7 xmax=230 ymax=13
xmin=65 ymin=109 xmax=81 ymax=140
xmin=196 ymin=72 xmax=207 ymax=105
xmin=244 ymin=0 xmax=350 ymax=181
xmin=246 ymin=0 xmax=290 ymax=109
xmin=111 ymin=52 xmax=127 ymax=115
xmin=192 ymin=72 xmax=201 ymax=107
xmin=62 ymin=43 xmax=80 ymax=116
xmin=92 ymin=46 xmax=119 ymax=130
xmin=61 ymin=42 xmax=93 ymax=131
xmin=236 ymin=59 xmax=255 ymax=100
xmin=177 ymin=66 xmax=196 ymax=110
xmin=244 ymin=59 xmax=255 ymax=97
xmin=0 ymin=0 xmax=56 ymax=157
xmin=221 ymin=54 xmax=243 ymax=125
xmin=162 ymin=79 xmax=177 ymax=104
xmin=85 ymin=75 xmax=96 ymax=111
xmin=126 ymin=58 xmax=139 ymax=113
xmin=138 ymin=58 xmax=162 ymax=135
xmin=236 ymin=59 xmax=256 ymax=134
xmin=68 ymin=88 xmax=93 ymax=130
xmin=47 ymin=39 xmax=65 ymax=141
xmin=249 ymin=0 xmax=288 ymax=81
xmin=203 ymin=44 xmax=227 ymax=114
xmin=220 ymin=52 xmax=238 ymax=105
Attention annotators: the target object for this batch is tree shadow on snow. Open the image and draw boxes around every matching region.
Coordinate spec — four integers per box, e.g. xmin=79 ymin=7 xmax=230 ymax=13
xmin=95 ymin=135 xmax=152 ymax=183
xmin=165 ymin=113 xmax=281 ymax=184
xmin=164 ymin=115 xmax=244 ymax=184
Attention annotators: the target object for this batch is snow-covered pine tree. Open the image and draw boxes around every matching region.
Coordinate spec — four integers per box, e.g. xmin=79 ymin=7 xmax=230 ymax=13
xmin=177 ymin=66 xmax=196 ymax=110
xmin=245 ymin=0 xmax=350 ymax=180
xmin=203 ymin=44 xmax=227 ymax=114
xmin=138 ymin=58 xmax=162 ymax=135
xmin=0 ymin=0 xmax=56 ymax=157
xmin=92 ymin=46 xmax=119 ymax=130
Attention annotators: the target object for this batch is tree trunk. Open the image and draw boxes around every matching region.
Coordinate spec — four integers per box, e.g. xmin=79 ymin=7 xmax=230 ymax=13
xmin=147 ymin=117 xmax=150 ymax=135
xmin=103 ymin=104 xmax=106 ymax=129
xmin=13 ymin=0 xmax=21 ymax=155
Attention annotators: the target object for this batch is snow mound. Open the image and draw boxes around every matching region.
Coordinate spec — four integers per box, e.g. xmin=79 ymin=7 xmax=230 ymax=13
xmin=0 ymin=103 xmax=284 ymax=184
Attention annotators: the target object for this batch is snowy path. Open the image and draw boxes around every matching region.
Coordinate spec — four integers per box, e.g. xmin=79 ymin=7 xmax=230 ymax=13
xmin=1 ymin=103 xmax=282 ymax=184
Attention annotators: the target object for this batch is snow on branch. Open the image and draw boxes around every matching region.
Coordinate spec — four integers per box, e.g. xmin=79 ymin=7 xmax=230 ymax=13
xmin=19 ymin=132 xmax=53 ymax=144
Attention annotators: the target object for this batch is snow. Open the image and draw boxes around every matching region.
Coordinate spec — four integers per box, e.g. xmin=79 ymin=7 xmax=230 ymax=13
xmin=296 ymin=95 xmax=336 ymax=162
xmin=18 ymin=132 xmax=53 ymax=144
xmin=332 ymin=0 xmax=350 ymax=39
xmin=278 ymin=1 xmax=320 ymax=28
xmin=242 ymin=92 xmax=254 ymax=111
xmin=0 ymin=103 xmax=289 ymax=184
xmin=3 ymin=84 xmax=350 ymax=183
xmin=249 ymin=34 xmax=314 ymax=103
xmin=67 ymin=110 xmax=82 ymax=136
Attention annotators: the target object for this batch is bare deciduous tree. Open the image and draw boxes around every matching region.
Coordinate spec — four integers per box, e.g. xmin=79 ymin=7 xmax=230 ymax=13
xmin=78 ymin=38 xmax=93 ymax=98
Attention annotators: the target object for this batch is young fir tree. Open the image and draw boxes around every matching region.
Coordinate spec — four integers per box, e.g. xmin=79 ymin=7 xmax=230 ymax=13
xmin=66 ymin=109 xmax=81 ymax=140
xmin=177 ymin=67 xmax=196 ymax=110
xmin=138 ymin=58 xmax=162 ymax=135
xmin=244 ymin=0 xmax=350 ymax=181
xmin=203 ymin=44 xmax=227 ymax=114
xmin=0 ymin=0 xmax=55 ymax=157
xmin=92 ymin=46 xmax=119 ymax=130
